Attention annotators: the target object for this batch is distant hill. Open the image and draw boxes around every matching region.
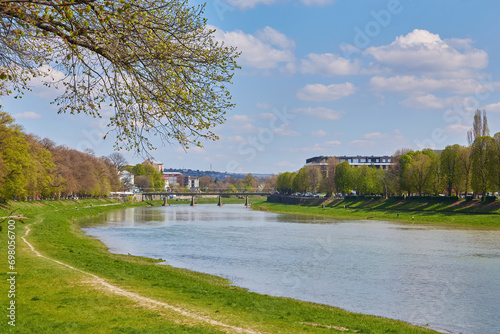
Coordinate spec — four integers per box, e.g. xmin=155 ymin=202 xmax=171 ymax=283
xmin=163 ymin=168 xmax=273 ymax=180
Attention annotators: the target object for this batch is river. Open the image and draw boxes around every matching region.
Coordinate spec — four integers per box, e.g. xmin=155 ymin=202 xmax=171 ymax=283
xmin=81 ymin=204 xmax=500 ymax=334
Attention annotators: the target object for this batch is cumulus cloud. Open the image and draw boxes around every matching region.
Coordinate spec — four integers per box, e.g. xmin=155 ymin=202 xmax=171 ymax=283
xmin=364 ymin=29 xmax=488 ymax=72
xmin=12 ymin=111 xmax=42 ymax=119
xmin=227 ymin=135 xmax=246 ymax=142
xmin=256 ymin=26 xmax=296 ymax=49
xmin=300 ymin=0 xmax=336 ymax=6
xmin=227 ymin=0 xmax=335 ymax=9
xmin=226 ymin=0 xmax=280 ymax=10
xmin=297 ymin=82 xmax=356 ymax=101
xmin=300 ymin=53 xmax=360 ymax=76
xmin=230 ymin=114 xmax=253 ymax=122
xmin=363 ymin=132 xmax=389 ymax=140
xmin=400 ymin=94 xmax=471 ymax=109
xmin=211 ymin=26 xmax=295 ymax=69
xmin=292 ymin=107 xmax=343 ymax=120
xmin=483 ymin=102 xmax=500 ymax=113
xmin=350 ymin=130 xmax=408 ymax=150
xmin=274 ymin=128 xmax=300 ymax=136
xmin=311 ymin=129 xmax=327 ymax=136
xmin=369 ymin=76 xmax=489 ymax=95
xmin=444 ymin=124 xmax=471 ymax=135
xmin=256 ymin=102 xmax=273 ymax=109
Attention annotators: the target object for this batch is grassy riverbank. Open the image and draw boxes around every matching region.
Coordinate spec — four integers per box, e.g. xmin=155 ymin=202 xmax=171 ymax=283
xmin=1 ymin=199 xmax=439 ymax=333
xmin=256 ymin=197 xmax=500 ymax=228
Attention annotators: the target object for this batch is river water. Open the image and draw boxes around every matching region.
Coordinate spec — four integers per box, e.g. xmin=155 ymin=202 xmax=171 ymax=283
xmin=81 ymin=204 xmax=500 ymax=334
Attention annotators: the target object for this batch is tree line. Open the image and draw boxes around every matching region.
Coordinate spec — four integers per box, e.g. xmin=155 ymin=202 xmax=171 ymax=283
xmin=277 ymin=110 xmax=500 ymax=199
xmin=0 ymin=111 xmax=121 ymax=201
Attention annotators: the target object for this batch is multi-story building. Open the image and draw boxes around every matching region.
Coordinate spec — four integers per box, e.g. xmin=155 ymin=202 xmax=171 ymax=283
xmin=162 ymin=172 xmax=200 ymax=191
xmin=306 ymin=155 xmax=395 ymax=170
xmin=163 ymin=172 xmax=183 ymax=188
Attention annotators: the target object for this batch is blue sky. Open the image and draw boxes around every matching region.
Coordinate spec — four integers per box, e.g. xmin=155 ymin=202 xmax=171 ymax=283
xmin=3 ymin=0 xmax=500 ymax=174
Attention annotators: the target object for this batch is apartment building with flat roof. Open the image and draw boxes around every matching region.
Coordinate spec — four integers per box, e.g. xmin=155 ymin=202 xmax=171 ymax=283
xmin=306 ymin=155 xmax=395 ymax=170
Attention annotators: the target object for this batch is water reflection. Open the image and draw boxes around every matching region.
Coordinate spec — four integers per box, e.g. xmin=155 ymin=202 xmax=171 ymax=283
xmin=81 ymin=204 xmax=500 ymax=334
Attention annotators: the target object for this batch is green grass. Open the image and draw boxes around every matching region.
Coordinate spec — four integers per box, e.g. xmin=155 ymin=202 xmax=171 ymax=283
xmin=255 ymin=197 xmax=500 ymax=228
xmin=0 ymin=199 xmax=439 ymax=333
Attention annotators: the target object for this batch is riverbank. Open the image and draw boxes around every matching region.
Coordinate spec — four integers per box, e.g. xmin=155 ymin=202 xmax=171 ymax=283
xmin=0 ymin=199 xmax=439 ymax=333
xmin=258 ymin=196 xmax=500 ymax=228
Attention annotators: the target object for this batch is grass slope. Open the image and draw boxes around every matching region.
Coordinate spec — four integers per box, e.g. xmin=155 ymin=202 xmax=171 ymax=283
xmin=256 ymin=197 xmax=500 ymax=228
xmin=1 ymin=199 xmax=439 ymax=333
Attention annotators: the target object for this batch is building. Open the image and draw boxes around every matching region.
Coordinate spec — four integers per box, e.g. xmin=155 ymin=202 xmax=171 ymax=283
xmin=306 ymin=155 xmax=395 ymax=170
xmin=163 ymin=172 xmax=183 ymax=188
xmin=185 ymin=176 xmax=200 ymax=191
xmin=162 ymin=172 xmax=200 ymax=191
xmin=143 ymin=159 xmax=164 ymax=173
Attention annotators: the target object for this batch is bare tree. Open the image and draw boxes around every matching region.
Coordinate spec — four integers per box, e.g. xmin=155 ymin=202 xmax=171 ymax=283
xmin=107 ymin=152 xmax=127 ymax=171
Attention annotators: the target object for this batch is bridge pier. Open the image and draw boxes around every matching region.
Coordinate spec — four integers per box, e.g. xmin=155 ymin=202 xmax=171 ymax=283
xmin=190 ymin=196 xmax=195 ymax=206
xmin=162 ymin=196 xmax=170 ymax=207
xmin=217 ymin=195 xmax=223 ymax=207
xmin=245 ymin=195 xmax=249 ymax=207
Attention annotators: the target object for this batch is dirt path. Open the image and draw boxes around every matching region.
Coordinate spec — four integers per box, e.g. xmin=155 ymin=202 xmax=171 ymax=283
xmin=21 ymin=224 xmax=262 ymax=334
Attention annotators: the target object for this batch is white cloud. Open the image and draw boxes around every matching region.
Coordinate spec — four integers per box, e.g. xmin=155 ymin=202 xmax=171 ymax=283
xmin=400 ymin=94 xmax=470 ymax=109
xmin=483 ymin=102 xmax=500 ymax=113
xmin=259 ymin=112 xmax=277 ymax=119
xmin=300 ymin=53 xmax=360 ymax=76
xmin=273 ymin=128 xmax=300 ymax=136
xmin=227 ymin=135 xmax=246 ymax=142
xmin=296 ymin=82 xmax=356 ymax=101
xmin=23 ymin=65 xmax=67 ymax=99
xmin=369 ymin=76 xmax=489 ymax=95
xmin=229 ymin=123 xmax=257 ymax=133
xmin=444 ymin=124 xmax=470 ymax=135
xmin=230 ymin=114 xmax=253 ymax=122
xmin=300 ymin=0 xmax=335 ymax=4
xmin=350 ymin=130 xmax=408 ymax=150
xmin=211 ymin=26 xmax=295 ymax=69
xmin=311 ymin=129 xmax=327 ymax=136
xmin=292 ymin=107 xmax=343 ymax=120
xmin=256 ymin=102 xmax=273 ymax=110
xmin=226 ymin=0 xmax=280 ymax=10
xmin=363 ymin=132 xmax=388 ymax=140
xmin=325 ymin=140 xmax=341 ymax=146
xmin=227 ymin=0 xmax=335 ymax=9
xmin=256 ymin=26 xmax=296 ymax=50
xmin=365 ymin=29 xmax=488 ymax=72
xmin=12 ymin=111 xmax=42 ymax=119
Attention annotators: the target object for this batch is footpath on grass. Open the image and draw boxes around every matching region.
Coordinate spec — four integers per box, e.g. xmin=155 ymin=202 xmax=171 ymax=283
xmin=0 ymin=198 xmax=439 ymax=333
xmin=261 ymin=195 xmax=500 ymax=228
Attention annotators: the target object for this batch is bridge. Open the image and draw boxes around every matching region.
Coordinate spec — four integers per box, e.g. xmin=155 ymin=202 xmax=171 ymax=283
xmin=141 ymin=192 xmax=272 ymax=207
